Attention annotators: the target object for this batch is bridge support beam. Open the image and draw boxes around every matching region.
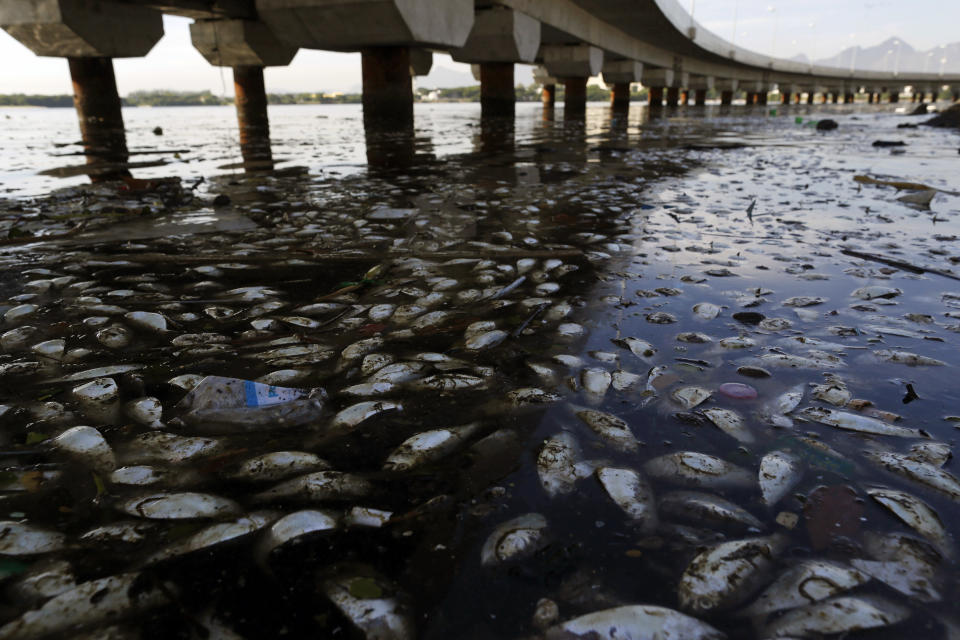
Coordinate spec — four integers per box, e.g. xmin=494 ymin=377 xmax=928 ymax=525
xmin=648 ymin=86 xmax=664 ymax=106
xmin=611 ymin=83 xmax=630 ymax=110
xmin=67 ymin=57 xmax=130 ymax=181
xmin=232 ymin=66 xmax=273 ymax=170
xmin=479 ymin=62 xmax=516 ymax=118
xmin=362 ymin=46 xmax=414 ymax=128
xmin=666 ymin=87 xmax=680 ymax=107
xmin=564 ymin=76 xmax=588 ymax=119
xmin=191 ymin=19 xmax=297 ymax=171
xmin=0 ymin=0 xmax=164 ymax=181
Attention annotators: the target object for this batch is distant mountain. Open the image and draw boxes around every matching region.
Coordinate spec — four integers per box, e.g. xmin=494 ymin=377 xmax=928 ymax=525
xmin=812 ymin=37 xmax=960 ymax=74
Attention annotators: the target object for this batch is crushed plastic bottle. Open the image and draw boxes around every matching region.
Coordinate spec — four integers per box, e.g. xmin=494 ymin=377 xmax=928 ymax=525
xmin=174 ymin=376 xmax=326 ymax=434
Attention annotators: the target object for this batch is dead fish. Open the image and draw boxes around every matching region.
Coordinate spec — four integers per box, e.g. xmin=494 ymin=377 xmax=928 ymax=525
xmin=537 ymin=432 xmax=589 ymax=497
xmin=145 ymin=511 xmax=277 ymax=565
xmin=253 ymin=471 xmax=373 ymax=503
xmin=123 ymin=311 xmax=167 ymax=333
xmin=596 ymin=467 xmax=657 ymax=532
xmin=758 ymin=352 xmax=845 ymax=370
xmin=672 ymin=386 xmax=712 ymax=410
xmin=574 ymin=408 xmax=641 ymax=452
xmin=256 ymin=510 xmax=340 ymax=565
xmin=678 ymin=535 xmax=785 ymax=614
xmin=124 ymin=397 xmax=164 ymax=430
xmin=611 ymin=370 xmax=644 ymax=392
xmin=759 ymin=451 xmax=803 ymax=506
xmin=700 ymin=408 xmax=753 ymax=443
xmin=799 ymin=407 xmax=924 ymax=438
xmin=480 ymin=513 xmax=548 ymax=566
xmin=383 ymin=423 xmax=480 ymax=472
xmin=693 ymin=303 xmax=722 ymax=320
xmin=321 ymin=569 xmax=413 ymax=640
xmin=854 ymin=532 xmax=942 ymax=601
xmin=52 ymin=426 xmax=116 ymax=474
xmin=369 ymin=362 xmax=426 ymax=384
xmin=719 ymin=336 xmax=756 ymax=349
xmin=762 ymin=595 xmax=910 ymax=638
xmin=782 ymin=296 xmax=827 ymax=307
xmin=812 ymin=378 xmax=851 ymax=406
xmin=908 ymin=441 xmax=952 ymax=467
xmin=466 ymin=329 xmax=508 ymax=351
xmin=121 ymin=432 xmax=223 ymax=466
xmin=0 ymin=521 xmax=66 ymax=556
xmin=644 ymin=452 xmax=753 ymax=490
xmin=660 ymin=491 xmax=763 ymax=531
xmin=866 ymin=451 xmax=960 ymax=501
xmin=740 ymin=560 xmax=870 ymax=618
xmin=873 ymin=349 xmax=946 ymax=366
xmin=117 ymin=492 xmax=241 ymax=520
xmin=612 ymin=337 xmax=656 ymax=359
xmin=581 ymin=368 xmax=612 ymax=403
xmin=506 ymin=387 xmax=562 ymax=407
xmin=329 ymin=401 xmax=402 ymax=435
xmin=852 ymin=286 xmax=902 ymax=300
xmin=407 ymin=374 xmax=486 ymax=393
xmin=71 ymin=377 xmax=120 ymax=425
xmin=337 ymin=337 xmax=384 ymax=371
xmin=545 ymin=605 xmax=724 ymax=640
xmin=226 ymin=451 xmax=331 ymax=483
xmin=868 ymin=487 xmax=951 ymax=557
xmin=0 ymin=572 xmax=171 ymax=640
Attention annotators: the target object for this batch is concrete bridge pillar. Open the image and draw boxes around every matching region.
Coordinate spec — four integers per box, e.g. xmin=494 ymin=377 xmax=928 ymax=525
xmin=694 ymin=89 xmax=707 ymax=105
xmin=542 ymin=44 xmax=603 ymax=119
xmin=542 ymin=85 xmax=556 ymax=105
xmin=453 ymin=5 xmax=539 ymax=118
xmin=602 ymin=60 xmax=641 ymax=113
xmin=806 ymin=92 xmax=814 ymax=104
xmin=0 ymin=0 xmax=163 ymax=181
xmin=256 ymin=0 xmax=473 ymax=132
xmin=843 ymin=93 xmax=854 ymax=104
xmin=831 ymin=92 xmax=840 ymax=104
xmin=715 ymin=79 xmax=737 ymax=106
xmin=610 ymin=83 xmax=631 ymax=109
xmin=191 ymin=19 xmax=297 ymax=171
xmin=666 ymin=87 xmax=680 ymax=107
xmin=648 ymin=86 xmax=664 ymax=106
xmin=720 ymin=90 xmax=733 ymax=105
xmin=781 ymin=92 xmax=791 ymax=104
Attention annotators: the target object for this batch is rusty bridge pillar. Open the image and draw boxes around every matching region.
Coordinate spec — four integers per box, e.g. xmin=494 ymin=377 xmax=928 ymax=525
xmin=720 ymin=90 xmax=733 ymax=105
xmin=361 ymin=46 xmax=414 ymax=128
xmin=665 ymin=86 xmax=680 ymax=107
xmin=480 ymin=62 xmax=515 ymax=118
xmin=564 ymin=77 xmax=588 ymax=119
xmin=542 ymin=84 xmax=556 ymax=106
xmin=611 ymin=82 xmax=630 ymax=110
xmin=694 ymin=89 xmax=707 ymax=105
xmin=68 ymin=57 xmax=130 ymax=182
xmin=232 ymin=65 xmax=272 ymax=170
xmin=649 ymin=87 xmax=664 ymax=106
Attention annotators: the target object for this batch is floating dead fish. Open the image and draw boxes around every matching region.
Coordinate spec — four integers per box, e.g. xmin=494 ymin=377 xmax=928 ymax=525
xmin=612 ymin=337 xmax=656 ymax=359
xmin=646 ymin=312 xmax=677 ymax=324
xmin=369 ymin=362 xmax=426 ymax=384
xmin=581 ymin=368 xmax=612 ymax=403
xmin=679 ymin=535 xmax=785 ymax=614
xmin=868 ymin=487 xmax=951 ymax=557
xmin=719 ymin=336 xmax=755 ymax=349
xmin=740 ymin=560 xmax=870 ymax=618
xmin=123 ymin=311 xmax=167 ymax=333
xmin=574 ymin=408 xmax=641 ymax=452
xmin=124 ymin=397 xmax=164 ymax=429
xmin=661 ymin=490 xmax=762 ymax=531
xmin=506 ymin=387 xmax=561 ymax=407
xmin=644 ymin=452 xmax=753 ymax=489
xmin=0 ymin=572 xmax=171 ymax=640
xmin=537 ymin=432 xmax=589 ymax=497
xmin=407 ymin=374 xmax=486 ymax=393
xmin=480 ymin=513 xmax=548 ymax=566
xmin=762 ymin=595 xmax=910 ymax=638
xmin=383 ymin=423 xmax=480 ymax=472
xmin=782 ymin=296 xmax=827 ymax=307
xmin=800 ymin=407 xmax=924 ymax=438
xmin=117 ymin=492 xmax=241 ymax=520
xmin=226 ymin=451 xmax=331 ymax=483
xmin=852 ymin=286 xmax=903 ymax=300
xmin=908 ymin=441 xmax=952 ymax=467
xmin=759 ymin=451 xmax=802 ymax=506
xmin=121 ymin=432 xmax=223 ymax=466
xmin=253 ymin=471 xmax=373 ymax=503
xmin=596 ymin=467 xmax=657 ymax=532
xmin=71 ymin=377 xmax=120 ymax=425
xmin=466 ymin=329 xmax=508 ymax=351
xmin=611 ymin=370 xmax=644 ymax=392
xmin=256 ymin=509 xmax=340 ymax=565
xmin=866 ymin=451 xmax=960 ymax=500
xmin=545 ymin=605 xmax=724 ymax=640
xmin=96 ymin=325 xmax=132 ymax=349
xmin=52 ymin=426 xmax=115 ymax=474
xmin=329 ymin=401 xmax=402 ymax=435
xmin=677 ymin=332 xmax=713 ymax=343
xmin=321 ymin=569 xmax=413 ymax=640
xmin=0 ymin=521 xmax=66 ymax=556
xmin=873 ymin=349 xmax=946 ymax=366
xmin=145 ymin=511 xmax=277 ymax=565
xmin=758 ymin=351 xmax=845 ymax=370
xmin=672 ymin=386 xmax=712 ymax=410
xmin=701 ymin=408 xmax=753 ymax=443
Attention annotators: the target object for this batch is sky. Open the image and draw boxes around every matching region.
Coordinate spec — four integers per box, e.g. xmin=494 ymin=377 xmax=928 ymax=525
xmin=0 ymin=1 xmax=957 ymax=96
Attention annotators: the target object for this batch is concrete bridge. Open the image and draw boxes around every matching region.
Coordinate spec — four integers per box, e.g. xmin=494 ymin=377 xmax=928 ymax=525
xmin=3 ymin=0 xmax=959 ymax=180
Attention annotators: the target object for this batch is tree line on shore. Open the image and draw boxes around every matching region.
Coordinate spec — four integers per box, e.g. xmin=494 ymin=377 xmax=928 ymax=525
xmin=0 ymin=85 xmax=650 ymax=107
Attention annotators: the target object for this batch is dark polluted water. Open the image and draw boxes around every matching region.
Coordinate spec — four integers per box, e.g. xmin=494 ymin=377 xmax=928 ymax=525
xmin=0 ymin=101 xmax=959 ymax=639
